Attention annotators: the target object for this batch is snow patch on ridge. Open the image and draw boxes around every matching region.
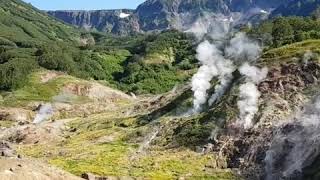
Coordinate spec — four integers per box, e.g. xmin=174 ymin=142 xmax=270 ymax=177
xmin=119 ymin=12 xmax=130 ymax=18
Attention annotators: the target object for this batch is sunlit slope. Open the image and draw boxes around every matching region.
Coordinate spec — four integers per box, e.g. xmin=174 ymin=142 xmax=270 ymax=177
xmin=0 ymin=0 xmax=79 ymax=45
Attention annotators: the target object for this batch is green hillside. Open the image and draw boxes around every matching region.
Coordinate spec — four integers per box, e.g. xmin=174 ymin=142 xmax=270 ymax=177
xmin=0 ymin=0 xmax=196 ymax=94
xmin=0 ymin=0 xmax=80 ymax=90
xmin=0 ymin=0 xmax=78 ymax=43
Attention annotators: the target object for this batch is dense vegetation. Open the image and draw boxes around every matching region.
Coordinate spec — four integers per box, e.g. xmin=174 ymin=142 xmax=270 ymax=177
xmin=248 ymin=16 xmax=320 ymax=48
xmin=0 ymin=0 xmax=77 ymax=90
xmin=115 ymin=31 xmax=196 ymax=94
xmin=0 ymin=0 xmax=197 ymax=94
xmin=0 ymin=31 xmax=195 ymax=94
xmin=0 ymin=0 xmax=196 ymax=95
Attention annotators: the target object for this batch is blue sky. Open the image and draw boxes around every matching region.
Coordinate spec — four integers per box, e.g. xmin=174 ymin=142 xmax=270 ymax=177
xmin=22 ymin=0 xmax=146 ymax=10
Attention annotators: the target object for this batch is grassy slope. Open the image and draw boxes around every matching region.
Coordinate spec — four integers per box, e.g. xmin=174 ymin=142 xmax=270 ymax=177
xmin=10 ymin=70 xmax=234 ymax=179
xmin=261 ymin=39 xmax=320 ymax=65
xmin=0 ymin=0 xmax=78 ymax=44
xmin=1 ymin=70 xmax=84 ymax=107
xmin=19 ymin=111 xmax=235 ymax=179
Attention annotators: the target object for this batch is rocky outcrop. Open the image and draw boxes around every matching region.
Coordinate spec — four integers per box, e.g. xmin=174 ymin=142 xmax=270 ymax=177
xmin=81 ymin=173 xmax=135 ymax=180
xmin=210 ymin=60 xmax=320 ymax=179
xmin=0 ymin=108 xmax=34 ymax=123
xmin=0 ymin=141 xmax=16 ymax=157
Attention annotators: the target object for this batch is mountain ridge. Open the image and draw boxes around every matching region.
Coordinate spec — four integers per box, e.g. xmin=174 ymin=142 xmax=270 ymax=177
xmin=271 ymin=0 xmax=320 ymax=17
xmin=48 ymin=9 xmax=140 ymax=34
xmin=47 ymin=0 xmax=293 ymax=34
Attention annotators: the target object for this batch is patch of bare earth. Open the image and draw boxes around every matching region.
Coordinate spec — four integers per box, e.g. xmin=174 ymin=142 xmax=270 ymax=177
xmin=0 ymin=118 xmax=75 ymax=145
xmin=40 ymin=71 xmax=64 ymax=83
xmin=0 ymin=157 xmax=82 ymax=180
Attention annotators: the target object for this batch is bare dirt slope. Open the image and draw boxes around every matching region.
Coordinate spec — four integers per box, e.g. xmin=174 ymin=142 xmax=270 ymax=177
xmin=0 ymin=157 xmax=82 ymax=180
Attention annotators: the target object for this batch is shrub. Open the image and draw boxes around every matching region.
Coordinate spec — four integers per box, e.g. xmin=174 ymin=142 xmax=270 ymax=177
xmin=0 ymin=58 xmax=37 ymax=90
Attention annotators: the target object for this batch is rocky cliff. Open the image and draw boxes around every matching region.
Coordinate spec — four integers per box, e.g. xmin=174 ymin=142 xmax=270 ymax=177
xmin=47 ymin=0 xmax=292 ymax=34
xmin=48 ymin=10 xmax=140 ymax=35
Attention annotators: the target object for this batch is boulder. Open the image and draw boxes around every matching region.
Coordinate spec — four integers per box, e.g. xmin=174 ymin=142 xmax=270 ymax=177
xmin=81 ymin=173 xmax=135 ymax=180
xmin=0 ymin=141 xmax=16 ymax=157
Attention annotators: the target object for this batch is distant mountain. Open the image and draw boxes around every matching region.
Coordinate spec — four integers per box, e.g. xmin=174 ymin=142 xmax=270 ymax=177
xmin=46 ymin=0 xmax=309 ymax=34
xmin=271 ymin=0 xmax=320 ymax=17
xmin=47 ymin=10 xmax=140 ymax=35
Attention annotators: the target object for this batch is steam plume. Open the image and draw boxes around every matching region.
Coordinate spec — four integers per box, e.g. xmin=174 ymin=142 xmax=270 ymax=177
xmin=185 ymin=14 xmax=233 ymax=40
xmin=33 ymin=103 xmax=54 ymax=124
xmin=265 ymin=96 xmax=320 ymax=179
xmin=237 ymin=63 xmax=268 ymax=129
xmin=191 ymin=41 xmax=234 ymax=112
xmin=189 ymin=15 xmax=265 ymax=119
xmin=226 ymin=32 xmax=261 ymax=63
xmin=189 ymin=17 xmax=234 ymax=112
xmin=237 ymin=82 xmax=261 ymax=129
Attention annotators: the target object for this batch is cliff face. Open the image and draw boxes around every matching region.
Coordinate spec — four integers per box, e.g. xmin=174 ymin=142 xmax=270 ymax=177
xmin=47 ymin=10 xmax=140 ymax=35
xmin=47 ymin=0 xmax=292 ymax=34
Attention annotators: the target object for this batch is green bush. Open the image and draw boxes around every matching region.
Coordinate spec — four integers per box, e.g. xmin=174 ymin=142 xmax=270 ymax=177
xmin=175 ymin=122 xmax=213 ymax=147
xmin=0 ymin=58 xmax=37 ymax=90
xmin=249 ymin=16 xmax=320 ymax=47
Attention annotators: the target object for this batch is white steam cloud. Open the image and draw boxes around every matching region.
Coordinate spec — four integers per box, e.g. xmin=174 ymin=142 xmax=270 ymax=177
xmin=226 ymin=32 xmax=262 ymax=63
xmin=237 ymin=82 xmax=261 ymax=129
xmin=191 ymin=32 xmax=264 ymax=114
xmin=265 ymin=96 xmax=320 ymax=179
xmin=303 ymin=50 xmax=315 ymax=64
xmin=237 ymin=63 xmax=268 ymax=129
xmin=191 ymin=40 xmax=234 ymax=112
xmin=185 ymin=14 xmax=233 ymax=40
xmin=33 ymin=103 xmax=54 ymax=124
xmin=189 ymin=15 xmax=267 ymax=130
xmin=239 ymin=63 xmax=268 ymax=84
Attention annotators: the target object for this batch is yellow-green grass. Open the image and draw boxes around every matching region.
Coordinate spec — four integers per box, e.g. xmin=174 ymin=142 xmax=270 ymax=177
xmin=18 ymin=114 xmax=236 ymax=179
xmin=261 ymin=40 xmax=320 ymax=65
xmin=144 ymin=53 xmax=175 ymax=64
xmin=0 ymin=120 xmax=15 ymax=128
xmin=131 ymin=149 xmax=235 ymax=179
xmin=144 ymin=47 xmax=175 ymax=65
xmin=20 ymin=138 xmax=235 ymax=179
